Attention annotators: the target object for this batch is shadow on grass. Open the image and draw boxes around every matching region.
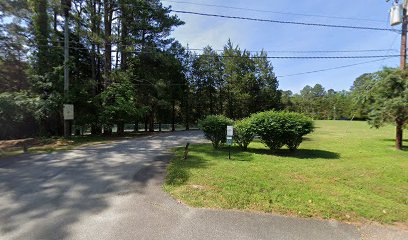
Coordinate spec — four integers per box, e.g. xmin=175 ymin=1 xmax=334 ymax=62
xmin=381 ymin=138 xmax=408 ymax=143
xmin=381 ymin=139 xmax=408 ymax=151
xmin=165 ymin=154 xmax=211 ymax=186
xmin=246 ymin=148 xmax=340 ymax=160
xmin=212 ymin=147 xmax=254 ymax=162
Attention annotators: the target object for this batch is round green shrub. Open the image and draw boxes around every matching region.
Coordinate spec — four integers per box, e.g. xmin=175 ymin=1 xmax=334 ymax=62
xmin=234 ymin=118 xmax=254 ymax=150
xmin=198 ymin=115 xmax=233 ymax=149
xmin=249 ymin=111 xmax=314 ymax=151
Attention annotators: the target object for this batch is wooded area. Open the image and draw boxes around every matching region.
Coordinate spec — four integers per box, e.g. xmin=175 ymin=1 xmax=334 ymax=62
xmin=1 ymin=1 xmax=406 ymax=148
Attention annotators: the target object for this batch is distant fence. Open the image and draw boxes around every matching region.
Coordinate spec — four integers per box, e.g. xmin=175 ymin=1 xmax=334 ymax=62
xmin=72 ymin=123 xmax=199 ymax=135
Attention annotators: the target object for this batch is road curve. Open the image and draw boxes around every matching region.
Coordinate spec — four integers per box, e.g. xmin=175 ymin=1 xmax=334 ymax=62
xmin=0 ymin=131 xmax=404 ymax=240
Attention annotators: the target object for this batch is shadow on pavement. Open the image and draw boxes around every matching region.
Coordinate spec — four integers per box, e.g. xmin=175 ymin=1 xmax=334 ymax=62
xmin=0 ymin=131 xmax=204 ymax=239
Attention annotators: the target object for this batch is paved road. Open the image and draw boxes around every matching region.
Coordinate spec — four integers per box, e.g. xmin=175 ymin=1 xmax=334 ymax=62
xmin=0 ymin=131 xmax=406 ymax=240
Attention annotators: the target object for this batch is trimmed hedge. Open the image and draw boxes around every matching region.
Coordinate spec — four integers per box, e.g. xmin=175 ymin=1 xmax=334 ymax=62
xmin=198 ymin=115 xmax=233 ymax=149
xmin=249 ymin=111 xmax=314 ymax=151
xmin=199 ymin=111 xmax=313 ymax=152
xmin=234 ymin=118 xmax=254 ymax=150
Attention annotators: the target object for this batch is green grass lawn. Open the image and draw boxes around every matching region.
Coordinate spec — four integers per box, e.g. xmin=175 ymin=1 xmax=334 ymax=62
xmin=164 ymin=121 xmax=408 ymax=226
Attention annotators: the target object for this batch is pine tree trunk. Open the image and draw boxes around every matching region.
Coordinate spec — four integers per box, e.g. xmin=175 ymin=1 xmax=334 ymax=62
xmin=103 ymin=0 xmax=112 ymax=88
xmin=149 ymin=112 xmax=154 ymax=132
xmin=117 ymin=122 xmax=125 ymax=136
xmin=172 ymin=100 xmax=176 ymax=132
xmin=184 ymin=88 xmax=190 ymax=130
xmin=103 ymin=126 xmax=112 ymax=136
xmin=120 ymin=2 xmax=128 ymax=70
xmin=134 ymin=121 xmax=138 ymax=132
xmin=396 ymin=119 xmax=403 ymax=150
xmin=91 ymin=124 xmax=102 ymax=135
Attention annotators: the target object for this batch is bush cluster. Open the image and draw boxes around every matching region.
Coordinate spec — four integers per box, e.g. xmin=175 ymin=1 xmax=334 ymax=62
xmin=198 ymin=115 xmax=234 ymax=149
xmin=233 ymin=118 xmax=254 ymax=150
xmin=249 ymin=111 xmax=314 ymax=151
xmin=199 ymin=111 xmax=314 ymax=151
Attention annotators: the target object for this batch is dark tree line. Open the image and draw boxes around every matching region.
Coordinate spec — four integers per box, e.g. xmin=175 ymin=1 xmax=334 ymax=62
xmin=0 ymin=0 xmax=280 ymax=139
xmin=4 ymin=1 xmax=403 ymax=149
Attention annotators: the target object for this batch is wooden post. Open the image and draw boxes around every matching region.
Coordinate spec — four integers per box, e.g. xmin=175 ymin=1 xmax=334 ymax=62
xmin=183 ymin=143 xmax=190 ymax=160
xmin=397 ymin=6 xmax=407 ymax=150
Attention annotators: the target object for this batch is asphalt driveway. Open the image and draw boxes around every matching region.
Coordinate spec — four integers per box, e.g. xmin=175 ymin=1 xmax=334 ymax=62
xmin=0 ymin=131 xmax=406 ymax=240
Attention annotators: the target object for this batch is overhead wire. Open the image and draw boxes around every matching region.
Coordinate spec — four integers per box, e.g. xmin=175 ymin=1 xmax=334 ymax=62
xmin=26 ymin=44 xmax=403 ymax=59
xmin=171 ymin=10 xmax=400 ymax=33
xmin=18 ymin=3 xmax=402 ymax=77
xmin=277 ymin=58 xmax=392 ymax=78
xmin=162 ymin=0 xmax=384 ymax=23
xmin=31 ymin=41 xmax=401 ymax=55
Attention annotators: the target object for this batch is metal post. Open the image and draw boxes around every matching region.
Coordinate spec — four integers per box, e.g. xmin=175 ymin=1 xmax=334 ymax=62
xmin=63 ymin=1 xmax=70 ymax=137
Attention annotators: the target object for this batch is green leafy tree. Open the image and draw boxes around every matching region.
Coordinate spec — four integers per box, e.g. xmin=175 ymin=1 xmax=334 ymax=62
xmin=368 ymin=68 xmax=408 ymax=150
xmin=0 ymin=91 xmax=40 ymax=139
xmin=350 ymin=73 xmax=375 ymax=119
xmin=100 ymin=72 xmax=145 ymax=135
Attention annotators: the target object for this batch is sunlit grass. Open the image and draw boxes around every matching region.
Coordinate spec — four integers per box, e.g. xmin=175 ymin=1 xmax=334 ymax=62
xmin=164 ymin=121 xmax=408 ymax=225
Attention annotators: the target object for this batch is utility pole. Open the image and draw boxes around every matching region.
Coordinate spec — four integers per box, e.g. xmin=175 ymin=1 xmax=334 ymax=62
xmin=63 ymin=0 xmax=71 ymax=137
xmin=400 ymin=4 xmax=407 ymax=70
xmin=399 ymin=3 xmax=407 ymax=150
xmin=388 ymin=0 xmax=407 ymax=150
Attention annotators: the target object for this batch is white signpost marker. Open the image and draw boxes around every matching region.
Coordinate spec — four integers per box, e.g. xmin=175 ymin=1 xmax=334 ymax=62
xmin=227 ymin=126 xmax=233 ymax=137
xmin=227 ymin=126 xmax=233 ymax=159
xmin=63 ymin=104 xmax=74 ymax=120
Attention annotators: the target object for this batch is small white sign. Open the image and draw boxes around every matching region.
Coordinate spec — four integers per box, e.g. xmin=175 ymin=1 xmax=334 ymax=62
xmin=63 ymin=104 xmax=74 ymax=120
xmin=227 ymin=126 xmax=233 ymax=136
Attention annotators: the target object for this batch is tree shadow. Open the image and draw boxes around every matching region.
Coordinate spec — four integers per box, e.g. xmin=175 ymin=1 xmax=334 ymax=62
xmin=381 ymin=138 xmax=408 ymax=143
xmin=381 ymin=139 xmax=408 ymax=151
xmin=165 ymin=154 xmax=211 ymax=186
xmin=0 ymin=131 xmax=206 ymax=239
xmin=246 ymin=148 xmax=340 ymax=160
xmin=210 ymin=146 xmax=254 ymax=162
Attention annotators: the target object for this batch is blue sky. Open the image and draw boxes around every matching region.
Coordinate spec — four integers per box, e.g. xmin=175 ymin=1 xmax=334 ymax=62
xmin=162 ymin=0 xmax=402 ymax=93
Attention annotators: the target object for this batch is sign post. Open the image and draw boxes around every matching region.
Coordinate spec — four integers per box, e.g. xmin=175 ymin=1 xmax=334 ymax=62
xmin=63 ymin=104 xmax=74 ymax=137
xmin=63 ymin=104 xmax=74 ymax=120
xmin=226 ymin=126 xmax=233 ymax=160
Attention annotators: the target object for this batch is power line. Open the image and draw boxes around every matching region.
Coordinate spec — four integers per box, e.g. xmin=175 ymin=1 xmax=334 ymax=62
xmin=378 ymin=33 xmax=400 ymax=68
xmin=29 ymin=44 xmax=402 ymax=59
xmin=277 ymin=58 xmax=391 ymax=78
xmin=113 ymin=50 xmax=401 ymax=59
xmin=47 ymin=40 xmax=400 ymax=53
xmin=163 ymin=0 xmax=384 ymax=23
xmin=217 ymin=55 xmax=400 ymax=59
xmin=189 ymin=48 xmax=400 ymax=54
xmin=172 ymin=10 xmax=400 ymax=33
xmin=32 ymin=42 xmax=401 ymax=55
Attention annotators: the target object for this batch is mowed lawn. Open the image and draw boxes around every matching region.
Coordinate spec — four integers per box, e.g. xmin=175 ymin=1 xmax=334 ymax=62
xmin=164 ymin=121 xmax=408 ymax=225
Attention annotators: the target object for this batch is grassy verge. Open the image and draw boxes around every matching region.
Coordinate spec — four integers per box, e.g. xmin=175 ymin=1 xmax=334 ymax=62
xmin=0 ymin=132 xmax=153 ymax=158
xmin=164 ymin=121 xmax=408 ymax=226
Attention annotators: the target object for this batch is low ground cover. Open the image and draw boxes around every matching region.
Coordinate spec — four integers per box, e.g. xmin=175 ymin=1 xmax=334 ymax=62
xmin=164 ymin=120 xmax=408 ymax=225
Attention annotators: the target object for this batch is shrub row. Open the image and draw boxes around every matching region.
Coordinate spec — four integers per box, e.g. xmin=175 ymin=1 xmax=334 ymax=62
xmin=199 ymin=111 xmax=314 ymax=151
